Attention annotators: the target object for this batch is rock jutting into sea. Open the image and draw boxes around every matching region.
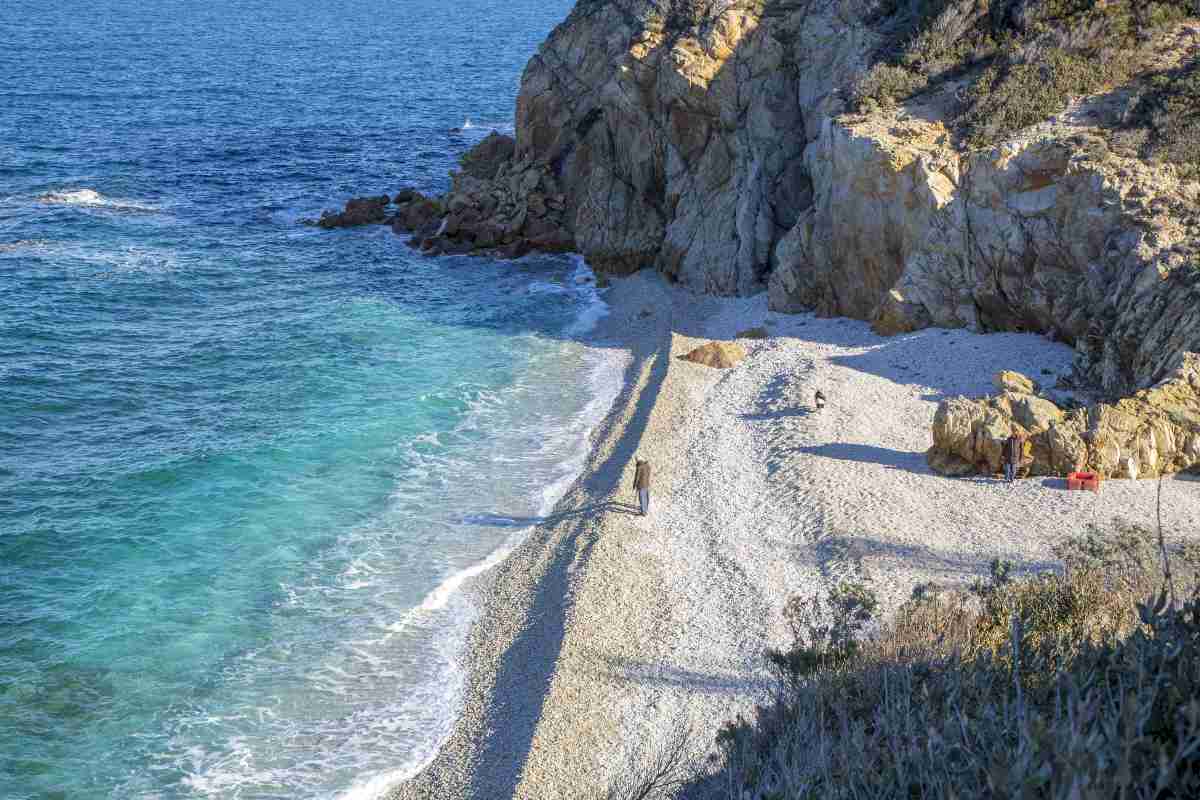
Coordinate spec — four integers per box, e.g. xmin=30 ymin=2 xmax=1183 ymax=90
xmin=307 ymin=130 xmax=576 ymax=259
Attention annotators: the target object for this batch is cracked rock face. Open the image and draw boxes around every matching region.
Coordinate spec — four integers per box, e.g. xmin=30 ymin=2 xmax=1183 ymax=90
xmin=778 ymin=112 xmax=1200 ymax=394
xmin=515 ymin=0 xmax=834 ymax=295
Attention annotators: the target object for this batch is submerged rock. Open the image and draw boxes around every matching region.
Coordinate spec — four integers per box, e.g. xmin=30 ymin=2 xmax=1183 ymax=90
xmin=681 ymin=341 xmax=747 ymax=369
xmin=928 ymin=360 xmax=1200 ymax=478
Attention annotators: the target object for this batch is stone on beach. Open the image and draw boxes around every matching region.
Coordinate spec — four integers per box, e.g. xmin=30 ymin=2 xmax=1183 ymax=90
xmin=994 ymin=370 xmax=1037 ymax=395
xmin=928 ymin=360 xmax=1200 ymax=478
xmin=681 ymin=341 xmax=746 ymax=369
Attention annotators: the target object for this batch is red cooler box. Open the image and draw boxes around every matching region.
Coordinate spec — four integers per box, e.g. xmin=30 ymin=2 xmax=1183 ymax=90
xmin=1067 ymin=472 xmax=1102 ymax=492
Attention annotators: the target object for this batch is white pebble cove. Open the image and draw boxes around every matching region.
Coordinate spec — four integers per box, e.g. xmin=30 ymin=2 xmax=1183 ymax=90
xmin=386 ymin=272 xmax=1200 ymax=800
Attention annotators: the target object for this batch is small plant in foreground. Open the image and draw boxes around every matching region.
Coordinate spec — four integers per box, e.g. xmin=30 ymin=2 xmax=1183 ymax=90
xmin=766 ymin=580 xmax=878 ymax=688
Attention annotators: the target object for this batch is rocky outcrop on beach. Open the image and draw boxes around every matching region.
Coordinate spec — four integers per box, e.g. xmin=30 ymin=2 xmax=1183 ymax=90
xmin=928 ymin=363 xmax=1200 ymax=479
xmin=313 ymin=195 xmax=391 ymax=228
xmin=310 ymin=132 xmax=575 ymax=258
xmin=399 ymin=140 xmax=576 ymax=257
xmin=681 ymin=340 xmax=746 ymax=369
xmin=780 ymin=106 xmax=1200 ymax=395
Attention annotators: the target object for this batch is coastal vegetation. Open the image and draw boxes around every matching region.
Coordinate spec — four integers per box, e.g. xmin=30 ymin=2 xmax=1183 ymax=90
xmin=694 ymin=519 xmax=1200 ymax=798
xmin=855 ymin=0 xmax=1200 ymax=175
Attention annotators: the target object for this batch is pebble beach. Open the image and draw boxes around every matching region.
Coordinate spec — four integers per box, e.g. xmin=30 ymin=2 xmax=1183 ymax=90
xmin=390 ymin=272 xmax=1200 ymax=800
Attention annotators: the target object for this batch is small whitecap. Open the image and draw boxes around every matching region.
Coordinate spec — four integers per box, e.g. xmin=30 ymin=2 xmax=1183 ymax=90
xmin=37 ymin=188 xmax=159 ymax=212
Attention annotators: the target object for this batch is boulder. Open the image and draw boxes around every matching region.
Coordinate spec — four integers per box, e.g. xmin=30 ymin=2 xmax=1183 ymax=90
xmin=393 ymin=196 xmax=441 ymax=232
xmin=681 ymin=341 xmax=747 ymax=369
xmin=393 ymin=188 xmax=421 ymax=205
xmin=1002 ymin=393 xmax=1063 ymax=432
xmin=995 ymin=371 xmax=1036 ymax=395
xmin=459 ymin=132 xmax=516 ymax=181
xmin=928 ymin=355 xmax=1200 ymax=478
xmin=315 ymin=195 xmax=390 ymax=228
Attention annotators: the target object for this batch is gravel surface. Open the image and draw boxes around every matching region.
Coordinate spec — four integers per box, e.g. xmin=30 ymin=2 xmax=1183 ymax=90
xmin=387 ymin=272 xmax=1200 ymax=800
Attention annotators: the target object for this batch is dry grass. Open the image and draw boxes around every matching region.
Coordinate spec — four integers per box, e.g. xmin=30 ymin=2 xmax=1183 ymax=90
xmin=694 ymin=520 xmax=1200 ymax=799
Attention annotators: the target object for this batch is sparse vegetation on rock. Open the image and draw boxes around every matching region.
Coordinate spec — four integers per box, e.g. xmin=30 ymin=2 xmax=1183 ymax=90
xmin=856 ymin=0 xmax=1200 ymax=155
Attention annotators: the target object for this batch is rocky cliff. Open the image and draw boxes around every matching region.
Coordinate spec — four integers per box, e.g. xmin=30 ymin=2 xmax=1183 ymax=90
xmin=488 ymin=0 xmax=1199 ymax=398
xmin=342 ymin=2 xmax=1200 ymax=401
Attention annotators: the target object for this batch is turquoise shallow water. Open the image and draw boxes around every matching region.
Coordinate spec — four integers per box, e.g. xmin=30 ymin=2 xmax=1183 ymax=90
xmin=0 ymin=1 xmax=603 ymax=797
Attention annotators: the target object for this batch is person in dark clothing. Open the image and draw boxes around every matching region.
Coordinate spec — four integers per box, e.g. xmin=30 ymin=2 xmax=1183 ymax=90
xmin=1003 ymin=431 xmax=1026 ymax=482
xmin=633 ymin=458 xmax=651 ymax=516
xmin=814 ymin=389 xmax=826 ymax=411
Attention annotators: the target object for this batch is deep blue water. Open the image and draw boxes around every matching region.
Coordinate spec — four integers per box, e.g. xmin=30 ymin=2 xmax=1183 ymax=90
xmin=0 ymin=2 xmax=604 ymax=797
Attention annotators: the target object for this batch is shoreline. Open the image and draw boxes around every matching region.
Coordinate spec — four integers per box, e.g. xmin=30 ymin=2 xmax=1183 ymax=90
xmin=384 ymin=272 xmax=1200 ymax=800
xmin=386 ymin=272 xmax=696 ymax=799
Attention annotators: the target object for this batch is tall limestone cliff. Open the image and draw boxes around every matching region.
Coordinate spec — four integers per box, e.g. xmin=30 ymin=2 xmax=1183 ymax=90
xmin=495 ymin=0 xmax=1200 ymax=397
xmin=353 ymin=2 xmax=1197 ymax=403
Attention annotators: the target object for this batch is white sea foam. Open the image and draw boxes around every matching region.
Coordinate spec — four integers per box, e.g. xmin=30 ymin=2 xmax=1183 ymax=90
xmin=37 ymin=188 xmax=159 ymax=212
xmin=341 ymin=259 xmax=626 ymax=800
xmin=150 ymin=254 xmax=629 ymax=800
xmin=457 ymin=117 xmax=516 ymax=140
xmin=1 ymin=239 xmax=179 ymax=274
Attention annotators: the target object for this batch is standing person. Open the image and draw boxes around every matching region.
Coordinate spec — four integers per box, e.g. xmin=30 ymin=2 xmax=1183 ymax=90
xmin=814 ymin=389 xmax=826 ymax=411
xmin=1003 ymin=430 xmax=1025 ymax=482
xmin=633 ymin=458 xmax=651 ymax=516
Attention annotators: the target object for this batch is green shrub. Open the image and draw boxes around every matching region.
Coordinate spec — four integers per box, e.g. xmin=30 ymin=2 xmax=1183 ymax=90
xmin=1124 ymin=60 xmax=1200 ymax=179
xmin=855 ymin=0 xmax=1199 ymax=147
xmin=766 ymin=580 xmax=879 ymax=686
xmin=853 ymin=63 xmax=930 ymax=109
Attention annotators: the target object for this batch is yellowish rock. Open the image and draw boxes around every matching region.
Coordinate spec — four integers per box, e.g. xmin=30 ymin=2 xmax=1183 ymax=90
xmin=928 ymin=356 xmax=1200 ymax=478
xmin=681 ymin=341 xmax=746 ymax=369
xmin=994 ymin=370 xmax=1035 ymax=395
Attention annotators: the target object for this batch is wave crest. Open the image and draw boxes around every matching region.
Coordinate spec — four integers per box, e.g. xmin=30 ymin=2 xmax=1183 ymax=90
xmin=37 ymin=189 xmax=158 ymax=212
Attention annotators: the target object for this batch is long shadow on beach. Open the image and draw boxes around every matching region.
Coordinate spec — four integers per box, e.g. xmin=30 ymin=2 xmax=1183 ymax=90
xmin=463 ymin=501 xmax=642 ymax=528
xmin=794 ymin=442 xmax=930 ymax=474
xmin=462 ymin=319 xmax=673 ymax=799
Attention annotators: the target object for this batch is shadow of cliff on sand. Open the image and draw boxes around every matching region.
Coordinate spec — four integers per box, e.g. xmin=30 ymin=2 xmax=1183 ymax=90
xmin=794 ymin=442 xmax=929 ymax=474
xmin=583 ymin=651 xmax=774 ymax=698
xmin=462 ymin=316 xmax=673 ymax=800
xmin=463 ymin=501 xmax=641 ymax=527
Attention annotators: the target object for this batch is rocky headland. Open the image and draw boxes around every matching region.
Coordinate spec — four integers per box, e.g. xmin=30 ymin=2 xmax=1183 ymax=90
xmin=319 ymin=1 xmax=1199 ymax=413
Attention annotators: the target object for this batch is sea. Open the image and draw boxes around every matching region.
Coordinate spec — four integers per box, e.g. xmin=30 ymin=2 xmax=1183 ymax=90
xmin=0 ymin=1 xmax=619 ymax=797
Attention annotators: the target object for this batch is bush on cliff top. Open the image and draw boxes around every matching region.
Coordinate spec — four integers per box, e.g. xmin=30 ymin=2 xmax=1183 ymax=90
xmin=1124 ymin=61 xmax=1200 ymax=180
xmin=855 ymin=0 xmax=1200 ymax=167
xmin=692 ymin=521 xmax=1200 ymax=799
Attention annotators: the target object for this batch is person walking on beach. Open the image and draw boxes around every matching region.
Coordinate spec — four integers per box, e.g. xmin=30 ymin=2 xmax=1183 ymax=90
xmin=1003 ymin=430 xmax=1026 ymax=482
xmin=633 ymin=458 xmax=651 ymax=516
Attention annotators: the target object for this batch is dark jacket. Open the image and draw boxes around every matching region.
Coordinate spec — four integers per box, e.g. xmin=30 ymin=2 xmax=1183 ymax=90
xmin=1004 ymin=433 xmax=1025 ymax=464
xmin=633 ymin=461 xmax=651 ymax=490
